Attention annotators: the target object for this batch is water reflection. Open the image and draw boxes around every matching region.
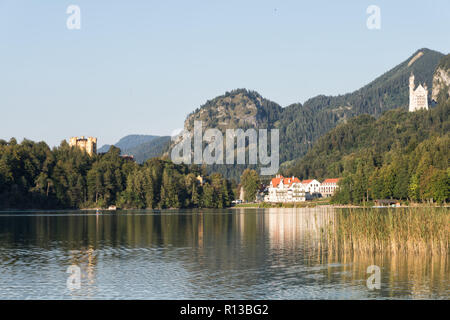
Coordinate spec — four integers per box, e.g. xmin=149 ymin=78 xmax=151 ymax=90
xmin=0 ymin=208 xmax=448 ymax=299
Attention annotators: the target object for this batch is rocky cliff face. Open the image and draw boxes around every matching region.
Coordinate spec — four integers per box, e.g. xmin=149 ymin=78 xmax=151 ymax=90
xmin=432 ymin=59 xmax=450 ymax=101
xmin=183 ymin=89 xmax=282 ymax=132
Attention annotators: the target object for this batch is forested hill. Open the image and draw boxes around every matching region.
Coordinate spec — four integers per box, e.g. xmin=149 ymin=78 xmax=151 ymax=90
xmin=283 ymin=90 xmax=449 ymax=204
xmin=184 ymin=89 xmax=283 ymax=131
xmin=432 ymin=54 xmax=450 ymax=101
xmin=123 ymin=136 xmax=171 ymax=163
xmin=176 ymin=48 xmax=444 ymax=181
xmin=0 ymin=142 xmax=234 ymax=210
xmin=278 ymin=48 xmax=443 ymax=162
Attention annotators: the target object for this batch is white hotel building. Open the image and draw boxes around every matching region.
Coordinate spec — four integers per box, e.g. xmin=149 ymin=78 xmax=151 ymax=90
xmin=319 ymin=178 xmax=340 ymax=198
xmin=264 ymin=175 xmax=340 ymax=203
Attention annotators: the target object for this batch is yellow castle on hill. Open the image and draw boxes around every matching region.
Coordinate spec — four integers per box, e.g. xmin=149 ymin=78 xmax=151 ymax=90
xmin=69 ymin=136 xmax=97 ymax=156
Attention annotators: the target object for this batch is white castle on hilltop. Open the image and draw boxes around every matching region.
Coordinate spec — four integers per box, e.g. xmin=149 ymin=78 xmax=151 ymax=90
xmin=409 ymin=73 xmax=429 ymax=112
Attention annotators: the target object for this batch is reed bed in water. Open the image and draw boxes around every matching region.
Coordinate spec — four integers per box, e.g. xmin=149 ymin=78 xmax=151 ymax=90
xmin=323 ymin=207 xmax=449 ymax=255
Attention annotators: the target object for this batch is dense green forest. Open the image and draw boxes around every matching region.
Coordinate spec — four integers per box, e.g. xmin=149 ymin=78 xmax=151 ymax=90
xmin=0 ymin=141 xmax=234 ymax=209
xmin=178 ymin=49 xmax=443 ymax=181
xmin=283 ymin=91 xmax=449 ymax=204
xmin=1 ymin=49 xmax=447 ymax=207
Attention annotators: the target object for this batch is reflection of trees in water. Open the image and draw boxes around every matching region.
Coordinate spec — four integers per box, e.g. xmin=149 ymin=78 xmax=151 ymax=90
xmin=264 ymin=207 xmax=336 ymax=268
xmin=265 ymin=207 xmax=336 ymax=248
xmin=68 ymin=246 xmax=97 ymax=286
xmin=325 ymin=208 xmax=448 ymax=255
xmin=315 ymin=248 xmax=449 ymax=299
xmin=261 ymin=207 xmax=448 ymax=299
xmin=0 ymin=208 xmax=447 ymax=298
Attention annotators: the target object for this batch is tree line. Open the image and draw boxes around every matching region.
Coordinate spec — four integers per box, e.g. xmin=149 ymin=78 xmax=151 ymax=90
xmin=0 ymin=141 xmax=234 ymax=209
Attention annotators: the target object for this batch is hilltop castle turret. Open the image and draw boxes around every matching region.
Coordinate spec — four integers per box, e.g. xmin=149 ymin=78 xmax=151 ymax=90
xmin=409 ymin=73 xmax=429 ymax=112
xmin=69 ymin=136 xmax=97 ymax=156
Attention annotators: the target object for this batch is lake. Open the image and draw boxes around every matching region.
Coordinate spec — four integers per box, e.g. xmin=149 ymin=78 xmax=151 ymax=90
xmin=0 ymin=207 xmax=448 ymax=299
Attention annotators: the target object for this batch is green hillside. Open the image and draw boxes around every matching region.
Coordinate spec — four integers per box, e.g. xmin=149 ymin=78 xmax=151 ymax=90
xmin=277 ymin=48 xmax=443 ymax=162
xmin=0 ymin=141 xmax=233 ymax=210
xmin=177 ymin=49 xmax=444 ymax=181
xmin=94 ymin=49 xmax=444 ymax=182
xmin=437 ymin=53 xmax=450 ymax=70
xmin=184 ymin=89 xmax=282 ymax=131
xmin=283 ymin=93 xmax=449 ymax=203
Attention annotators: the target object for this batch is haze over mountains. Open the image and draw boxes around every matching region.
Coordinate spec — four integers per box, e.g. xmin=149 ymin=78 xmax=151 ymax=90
xmin=99 ymin=135 xmax=160 ymax=153
xmin=102 ymin=48 xmax=446 ymax=180
xmin=99 ymin=135 xmax=170 ymax=163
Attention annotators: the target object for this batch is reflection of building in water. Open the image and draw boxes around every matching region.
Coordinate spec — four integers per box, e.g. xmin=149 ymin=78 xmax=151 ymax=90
xmin=68 ymin=246 xmax=97 ymax=287
xmin=265 ymin=208 xmax=336 ymax=249
xmin=85 ymin=247 xmax=96 ymax=285
xmin=198 ymin=213 xmax=204 ymax=248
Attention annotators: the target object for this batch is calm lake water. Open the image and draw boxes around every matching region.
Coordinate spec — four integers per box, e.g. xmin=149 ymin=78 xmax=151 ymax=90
xmin=0 ymin=208 xmax=448 ymax=300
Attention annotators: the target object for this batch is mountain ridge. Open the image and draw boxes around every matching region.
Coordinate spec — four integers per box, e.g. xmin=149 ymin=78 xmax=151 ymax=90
xmin=106 ymin=48 xmax=445 ymax=180
xmin=98 ymin=135 xmax=160 ymax=153
xmin=280 ymin=54 xmax=450 ymax=203
xmin=282 ymin=96 xmax=449 ymax=203
xmin=172 ymin=48 xmax=445 ymax=180
xmin=98 ymin=134 xmax=170 ymax=163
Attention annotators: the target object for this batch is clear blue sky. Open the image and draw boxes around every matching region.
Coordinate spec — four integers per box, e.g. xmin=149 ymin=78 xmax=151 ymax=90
xmin=1 ymin=0 xmax=449 ymax=147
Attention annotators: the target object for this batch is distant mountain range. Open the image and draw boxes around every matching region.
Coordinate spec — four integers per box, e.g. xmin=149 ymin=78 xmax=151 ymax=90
xmin=98 ymin=134 xmax=170 ymax=163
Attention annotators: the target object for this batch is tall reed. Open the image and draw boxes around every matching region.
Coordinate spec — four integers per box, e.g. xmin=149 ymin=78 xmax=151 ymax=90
xmin=323 ymin=208 xmax=449 ymax=255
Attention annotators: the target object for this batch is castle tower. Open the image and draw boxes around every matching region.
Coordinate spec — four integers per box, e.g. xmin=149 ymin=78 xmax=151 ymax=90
xmin=86 ymin=137 xmax=97 ymax=155
xmin=409 ymin=73 xmax=416 ymax=112
xmin=69 ymin=136 xmax=97 ymax=156
xmin=409 ymin=73 xmax=415 ymax=88
xmin=69 ymin=137 xmax=77 ymax=147
xmin=409 ymin=73 xmax=429 ymax=112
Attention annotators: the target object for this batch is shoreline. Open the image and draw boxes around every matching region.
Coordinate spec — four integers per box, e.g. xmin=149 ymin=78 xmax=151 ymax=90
xmin=232 ymin=203 xmax=450 ymax=209
xmin=1 ymin=204 xmax=449 ymax=212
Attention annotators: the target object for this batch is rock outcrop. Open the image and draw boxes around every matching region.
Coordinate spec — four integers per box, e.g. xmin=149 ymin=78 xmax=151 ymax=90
xmin=432 ymin=57 xmax=450 ymax=101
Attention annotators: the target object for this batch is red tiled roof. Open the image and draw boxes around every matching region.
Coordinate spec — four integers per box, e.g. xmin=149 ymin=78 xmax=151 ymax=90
xmin=271 ymin=176 xmax=301 ymax=187
xmin=271 ymin=176 xmax=284 ymax=187
xmin=322 ymin=178 xmax=340 ymax=184
xmin=283 ymin=177 xmax=300 ymax=187
xmin=302 ymin=179 xmax=313 ymax=184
